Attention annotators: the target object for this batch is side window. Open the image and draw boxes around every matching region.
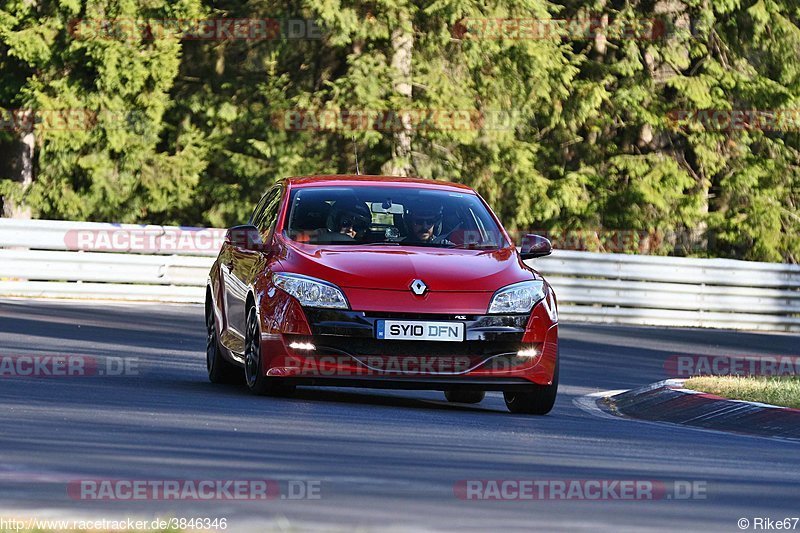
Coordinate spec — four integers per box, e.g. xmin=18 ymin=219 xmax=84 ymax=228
xmin=253 ymin=186 xmax=283 ymax=234
xmin=249 ymin=192 xmax=270 ymax=226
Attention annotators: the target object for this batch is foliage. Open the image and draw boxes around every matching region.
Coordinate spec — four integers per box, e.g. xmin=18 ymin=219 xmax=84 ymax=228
xmin=1 ymin=0 xmax=798 ymax=261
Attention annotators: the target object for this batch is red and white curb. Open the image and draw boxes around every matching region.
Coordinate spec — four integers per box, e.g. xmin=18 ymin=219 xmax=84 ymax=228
xmin=575 ymin=379 xmax=800 ymax=442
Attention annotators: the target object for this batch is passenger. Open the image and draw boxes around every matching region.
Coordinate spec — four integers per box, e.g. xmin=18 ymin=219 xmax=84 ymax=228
xmin=325 ymin=201 xmax=371 ymax=241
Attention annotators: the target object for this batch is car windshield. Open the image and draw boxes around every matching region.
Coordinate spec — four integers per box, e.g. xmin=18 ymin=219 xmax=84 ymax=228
xmin=284 ymin=186 xmax=508 ymax=249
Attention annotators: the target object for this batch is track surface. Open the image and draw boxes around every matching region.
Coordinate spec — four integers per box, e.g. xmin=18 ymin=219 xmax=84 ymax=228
xmin=0 ymin=299 xmax=798 ymax=532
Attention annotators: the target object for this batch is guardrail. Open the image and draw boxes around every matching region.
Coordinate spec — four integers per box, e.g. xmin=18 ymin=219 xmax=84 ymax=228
xmin=1 ymin=218 xmax=799 ymax=331
xmin=0 ymin=219 xmax=218 ymax=303
xmin=538 ymin=251 xmax=800 ymax=331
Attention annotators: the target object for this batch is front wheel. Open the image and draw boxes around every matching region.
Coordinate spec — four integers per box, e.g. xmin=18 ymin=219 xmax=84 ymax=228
xmin=206 ymin=301 xmax=241 ymax=384
xmin=504 ymin=357 xmax=559 ymax=415
xmin=244 ymin=306 xmax=295 ymax=397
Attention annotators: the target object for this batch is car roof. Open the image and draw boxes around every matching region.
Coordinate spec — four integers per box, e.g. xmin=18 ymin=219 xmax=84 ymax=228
xmin=283 ymin=175 xmax=476 ymax=193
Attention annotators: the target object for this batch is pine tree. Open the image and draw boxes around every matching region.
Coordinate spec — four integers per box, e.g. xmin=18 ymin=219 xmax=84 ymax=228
xmin=0 ymin=0 xmax=206 ymax=223
xmin=2 ymin=0 xmax=797 ymax=262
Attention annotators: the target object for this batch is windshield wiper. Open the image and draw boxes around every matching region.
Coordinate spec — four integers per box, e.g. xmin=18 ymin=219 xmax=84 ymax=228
xmin=361 ymin=241 xmax=401 ymax=246
xmin=449 ymin=244 xmax=501 ymax=250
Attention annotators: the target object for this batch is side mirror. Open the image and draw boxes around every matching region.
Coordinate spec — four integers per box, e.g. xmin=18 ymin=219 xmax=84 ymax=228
xmin=225 ymin=224 xmax=263 ymax=251
xmin=520 ymin=234 xmax=552 ymax=260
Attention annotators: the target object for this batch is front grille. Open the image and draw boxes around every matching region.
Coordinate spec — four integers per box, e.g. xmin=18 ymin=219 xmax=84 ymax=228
xmin=308 ymin=335 xmax=520 ymax=358
xmin=285 ymin=335 xmax=540 ymax=375
xmin=303 ymin=309 xmax=529 ymax=341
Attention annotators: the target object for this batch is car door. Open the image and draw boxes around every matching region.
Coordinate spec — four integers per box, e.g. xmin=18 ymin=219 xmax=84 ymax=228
xmin=224 ymin=185 xmax=283 ymax=342
xmin=221 ymin=189 xmax=272 ymax=348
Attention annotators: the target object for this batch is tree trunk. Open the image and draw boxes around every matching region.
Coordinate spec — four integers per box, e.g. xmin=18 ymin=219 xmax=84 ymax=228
xmin=383 ymin=12 xmax=413 ymax=177
xmin=1 ymin=119 xmax=34 ymax=219
xmin=652 ymin=0 xmax=707 ymax=255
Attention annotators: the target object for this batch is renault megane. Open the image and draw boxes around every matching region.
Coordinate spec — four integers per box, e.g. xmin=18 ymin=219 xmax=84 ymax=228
xmin=205 ymin=175 xmax=559 ymax=414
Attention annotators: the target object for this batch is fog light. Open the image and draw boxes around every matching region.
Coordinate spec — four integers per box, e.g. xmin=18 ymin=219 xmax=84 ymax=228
xmin=289 ymin=342 xmax=316 ymax=351
xmin=517 ymin=347 xmax=539 ymax=358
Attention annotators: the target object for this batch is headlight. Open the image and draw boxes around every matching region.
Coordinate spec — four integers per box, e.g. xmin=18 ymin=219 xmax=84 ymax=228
xmin=488 ymin=280 xmax=546 ymax=314
xmin=272 ymin=273 xmax=349 ymax=309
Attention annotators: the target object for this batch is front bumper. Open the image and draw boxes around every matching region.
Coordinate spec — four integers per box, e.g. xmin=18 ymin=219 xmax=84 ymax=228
xmin=271 ymin=376 xmax=538 ymax=392
xmin=259 ymin=299 xmax=559 ymax=387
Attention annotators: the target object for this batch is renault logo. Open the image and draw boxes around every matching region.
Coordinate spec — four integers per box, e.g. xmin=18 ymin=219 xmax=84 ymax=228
xmin=410 ymin=279 xmax=427 ymax=296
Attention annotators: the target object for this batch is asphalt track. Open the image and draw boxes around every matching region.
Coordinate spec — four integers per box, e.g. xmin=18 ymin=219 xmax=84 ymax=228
xmin=0 ymin=298 xmax=798 ymax=532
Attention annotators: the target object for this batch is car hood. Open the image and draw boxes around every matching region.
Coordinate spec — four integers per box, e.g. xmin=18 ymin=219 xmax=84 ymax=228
xmin=280 ymin=243 xmax=536 ymax=292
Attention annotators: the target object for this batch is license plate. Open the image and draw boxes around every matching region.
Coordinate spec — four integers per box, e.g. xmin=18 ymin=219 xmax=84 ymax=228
xmin=376 ymin=320 xmax=465 ymax=342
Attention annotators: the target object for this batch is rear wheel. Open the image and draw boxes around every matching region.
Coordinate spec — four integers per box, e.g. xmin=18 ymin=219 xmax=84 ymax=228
xmin=206 ymin=300 xmax=240 ymax=384
xmin=503 ymin=357 xmax=559 ymax=415
xmin=244 ymin=306 xmax=295 ymax=397
xmin=444 ymin=390 xmax=486 ymax=404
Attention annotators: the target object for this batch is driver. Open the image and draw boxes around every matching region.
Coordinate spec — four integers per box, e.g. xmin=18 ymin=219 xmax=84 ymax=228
xmin=404 ymin=198 xmax=453 ymax=245
xmin=325 ymin=200 xmax=371 ymax=241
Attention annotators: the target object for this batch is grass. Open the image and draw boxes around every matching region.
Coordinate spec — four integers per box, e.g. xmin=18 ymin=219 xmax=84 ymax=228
xmin=684 ymin=376 xmax=800 ymax=409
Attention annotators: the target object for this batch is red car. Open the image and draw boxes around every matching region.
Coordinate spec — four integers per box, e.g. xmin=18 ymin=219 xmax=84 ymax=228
xmin=205 ymin=175 xmax=559 ymax=414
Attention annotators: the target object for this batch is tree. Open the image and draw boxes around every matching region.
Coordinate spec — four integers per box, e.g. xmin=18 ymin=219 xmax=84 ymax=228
xmin=0 ymin=0 xmax=206 ymax=223
xmin=2 ymin=0 xmax=798 ymax=262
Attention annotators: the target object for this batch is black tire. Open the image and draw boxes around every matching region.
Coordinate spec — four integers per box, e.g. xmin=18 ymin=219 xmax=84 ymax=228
xmin=244 ymin=306 xmax=295 ymax=397
xmin=206 ymin=299 xmax=241 ymax=384
xmin=503 ymin=357 xmax=559 ymax=415
xmin=444 ymin=390 xmax=486 ymax=404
